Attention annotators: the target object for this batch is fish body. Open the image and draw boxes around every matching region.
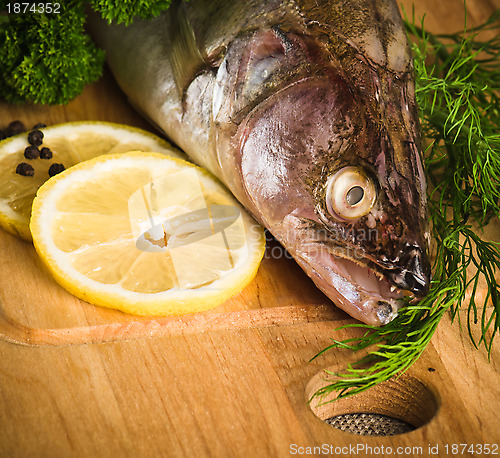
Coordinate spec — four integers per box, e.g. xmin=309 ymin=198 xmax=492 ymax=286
xmin=89 ymin=0 xmax=431 ymax=326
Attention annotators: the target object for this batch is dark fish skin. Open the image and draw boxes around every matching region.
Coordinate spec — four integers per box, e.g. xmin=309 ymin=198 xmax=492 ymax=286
xmin=88 ymin=0 xmax=431 ymax=326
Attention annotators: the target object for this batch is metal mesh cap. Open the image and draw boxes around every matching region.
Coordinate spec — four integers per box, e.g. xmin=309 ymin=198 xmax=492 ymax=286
xmin=325 ymin=413 xmax=415 ymax=436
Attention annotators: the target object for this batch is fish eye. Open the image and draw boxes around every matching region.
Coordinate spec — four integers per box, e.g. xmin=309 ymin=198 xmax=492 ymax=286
xmin=325 ymin=167 xmax=377 ymax=220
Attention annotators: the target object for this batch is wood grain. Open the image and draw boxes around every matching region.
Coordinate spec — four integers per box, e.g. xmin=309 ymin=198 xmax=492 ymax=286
xmin=1 ymin=1 xmax=499 ymax=457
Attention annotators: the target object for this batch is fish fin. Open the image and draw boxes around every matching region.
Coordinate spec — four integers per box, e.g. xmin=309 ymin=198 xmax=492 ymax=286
xmin=169 ymin=0 xmax=206 ymax=98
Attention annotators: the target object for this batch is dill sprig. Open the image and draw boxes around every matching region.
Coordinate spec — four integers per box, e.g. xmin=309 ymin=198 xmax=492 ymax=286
xmin=311 ymin=7 xmax=500 ymax=403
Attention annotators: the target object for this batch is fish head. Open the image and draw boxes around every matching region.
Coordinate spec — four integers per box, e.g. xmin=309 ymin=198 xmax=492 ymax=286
xmin=212 ymin=22 xmax=430 ymax=326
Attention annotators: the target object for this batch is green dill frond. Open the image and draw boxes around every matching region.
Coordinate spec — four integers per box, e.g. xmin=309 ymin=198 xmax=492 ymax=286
xmin=0 ymin=1 xmax=105 ymax=105
xmin=411 ymin=13 xmax=500 ymax=221
xmin=311 ymin=6 xmax=500 ymax=403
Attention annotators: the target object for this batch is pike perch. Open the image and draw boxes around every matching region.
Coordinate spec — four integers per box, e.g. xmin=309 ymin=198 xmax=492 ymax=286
xmin=89 ymin=0 xmax=431 ymax=326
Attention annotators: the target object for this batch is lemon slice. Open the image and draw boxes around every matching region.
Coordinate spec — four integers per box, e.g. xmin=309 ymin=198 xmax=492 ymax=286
xmin=0 ymin=121 xmax=183 ymax=240
xmin=30 ymin=152 xmax=265 ymax=316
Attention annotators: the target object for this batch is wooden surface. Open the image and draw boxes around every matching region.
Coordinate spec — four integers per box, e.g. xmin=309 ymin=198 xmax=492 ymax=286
xmin=1 ymin=1 xmax=499 ymax=457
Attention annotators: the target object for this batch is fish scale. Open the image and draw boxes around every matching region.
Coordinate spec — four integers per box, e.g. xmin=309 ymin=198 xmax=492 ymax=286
xmin=88 ymin=0 xmax=431 ymax=326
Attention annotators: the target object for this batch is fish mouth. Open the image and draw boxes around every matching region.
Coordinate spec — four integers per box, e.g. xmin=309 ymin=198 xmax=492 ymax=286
xmin=295 ymin=247 xmax=409 ymax=326
xmin=276 ymin=215 xmax=415 ymax=326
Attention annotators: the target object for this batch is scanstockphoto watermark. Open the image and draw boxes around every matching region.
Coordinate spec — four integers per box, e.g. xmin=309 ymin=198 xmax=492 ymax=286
xmin=290 ymin=444 xmax=427 ymax=456
xmin=129 ymin=169 xmax=249 ymax=290
xmin=127 ymin=168 xmax=381 ymax=288
xmin=289 ymin=443 xmax=499 ymax=456
xmin=263 ymin=225 xmax=379 ymax=261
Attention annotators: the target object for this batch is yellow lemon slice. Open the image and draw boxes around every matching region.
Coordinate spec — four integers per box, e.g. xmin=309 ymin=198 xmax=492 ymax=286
xmin=30 ymin=152 xmax=266 ymax=316
xmin=0 ymin=121 xmax=183 ymax=240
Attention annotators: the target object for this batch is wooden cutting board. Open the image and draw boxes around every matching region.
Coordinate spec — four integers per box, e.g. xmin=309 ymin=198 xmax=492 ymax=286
xmin=1 ymin=1 xmax=499 ymax=456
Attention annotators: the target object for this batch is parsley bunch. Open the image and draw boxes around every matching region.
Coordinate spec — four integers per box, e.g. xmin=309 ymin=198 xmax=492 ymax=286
xmin=0 ymin=0 xmax=172 ymax=105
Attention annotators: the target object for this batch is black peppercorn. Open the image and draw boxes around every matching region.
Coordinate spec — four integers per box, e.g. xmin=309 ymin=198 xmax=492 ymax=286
xmin=28 ymin=129 xmax=44 ymax=146
xmin=16 ymin=163 xmax=35 ymax=177
xmin=7 ymin=120 xmax=25 ymax=137
xmin=24 ymin=146 xmax=40 ymax=159
xmin=33 ymin=123 xmax=47 ymax=129
xmin=39 ymin=147 xmax=53 ymax=159
xmin=48 ymin=163 xmax=65 ymax=177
